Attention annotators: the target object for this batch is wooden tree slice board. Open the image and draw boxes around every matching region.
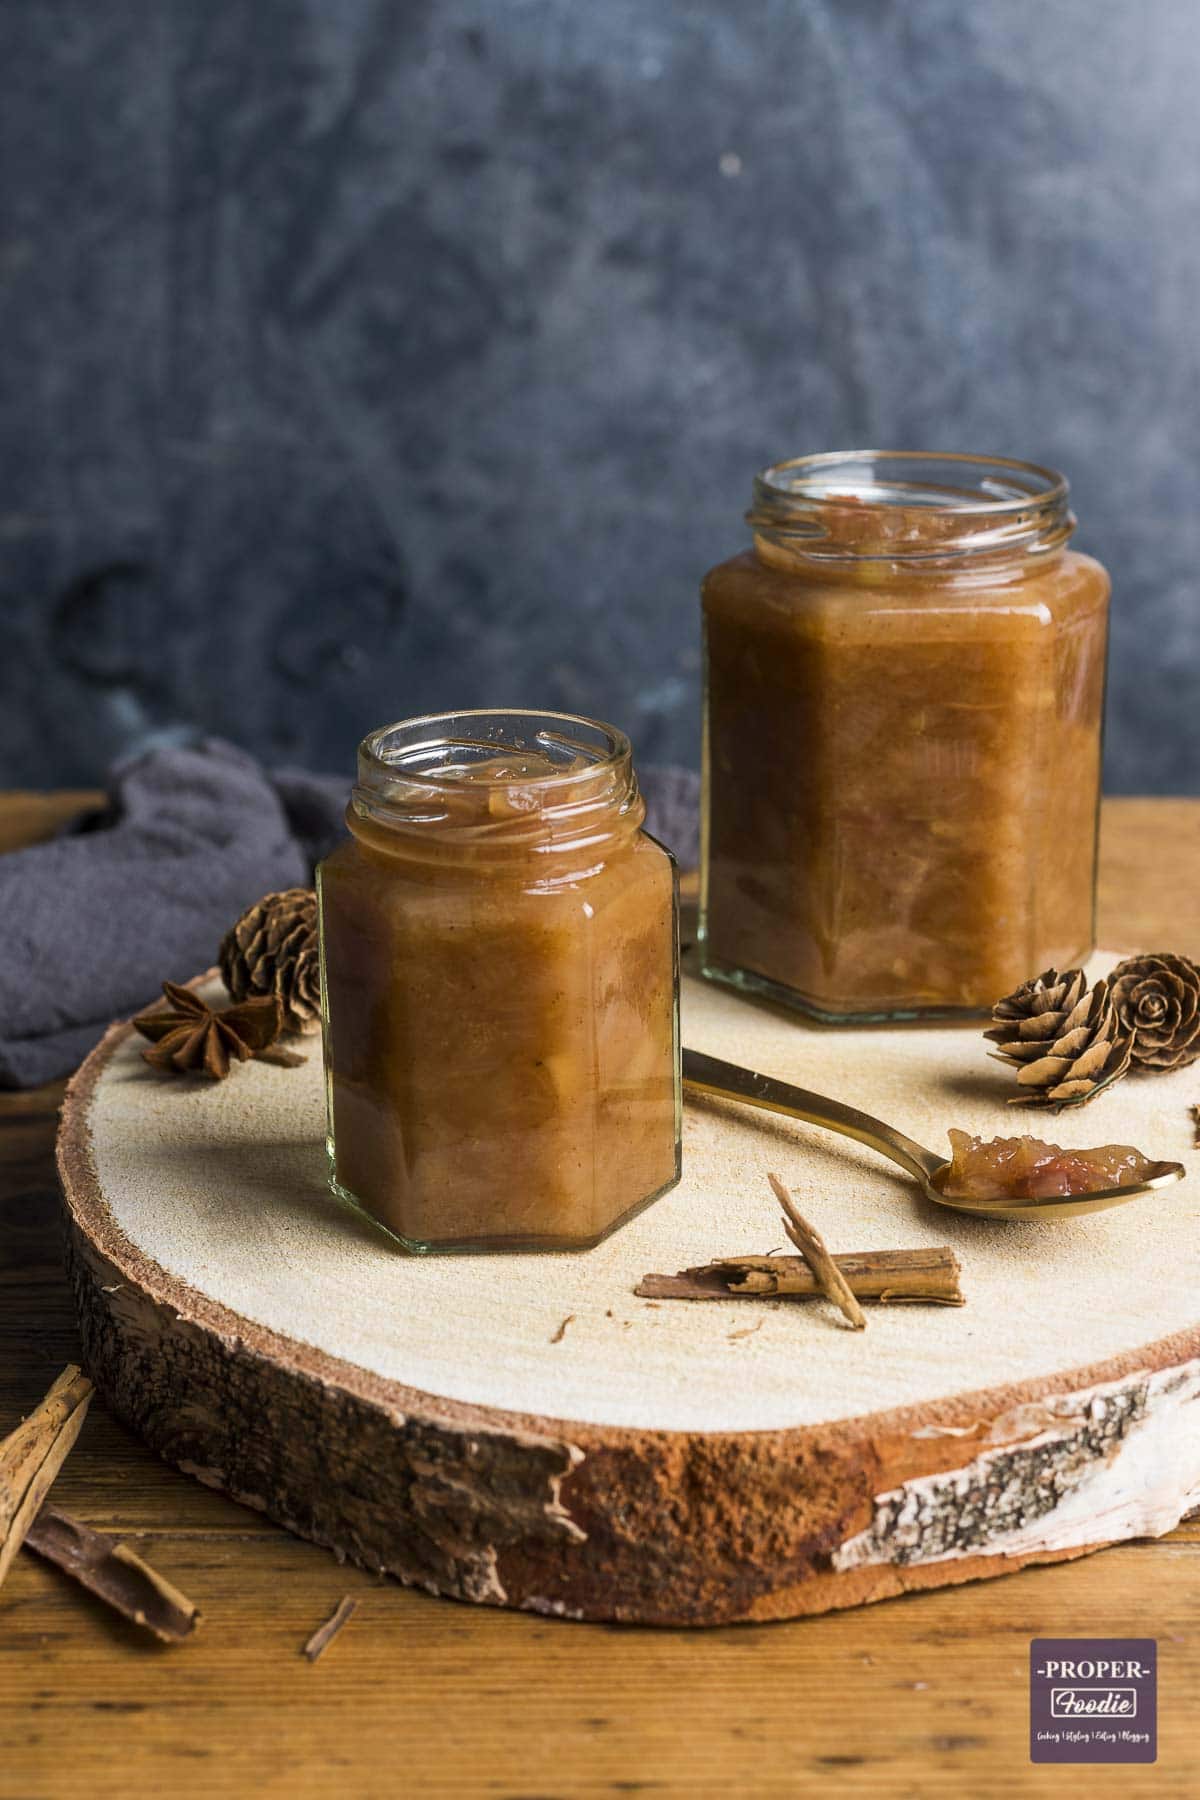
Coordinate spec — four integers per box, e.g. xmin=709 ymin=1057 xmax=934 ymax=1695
xmin=58 ymin=955 xmax=1200 ymax=1625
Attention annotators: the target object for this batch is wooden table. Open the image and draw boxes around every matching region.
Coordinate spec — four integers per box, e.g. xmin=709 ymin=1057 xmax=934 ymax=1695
xmin=2 ymin=794 xmax=1197 ymax=1798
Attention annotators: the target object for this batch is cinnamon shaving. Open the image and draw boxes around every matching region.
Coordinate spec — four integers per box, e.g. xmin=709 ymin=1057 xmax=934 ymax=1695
xmin=766 ymin=1173 xmax=867 ymax=1329
xmin=304 ymin=1596 xmax=357 ymax=1662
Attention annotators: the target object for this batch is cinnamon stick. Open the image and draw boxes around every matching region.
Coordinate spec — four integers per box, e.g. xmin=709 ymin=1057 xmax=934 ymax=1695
xmin=23 ymin=1505 xmax=199 ymax=1643
xmin=304 ymin=1596 xmax=357 ymax=1662
xmin=1191 ymin=1103 xmax=1200 ymax=1149
xmin=767 ymin=1172 xmax=867 ymax=1329
xmin=636 ymin=1247 xmax=963 ymax=1306
xmin=0 ymin=1364 xmax=93 ymax=1589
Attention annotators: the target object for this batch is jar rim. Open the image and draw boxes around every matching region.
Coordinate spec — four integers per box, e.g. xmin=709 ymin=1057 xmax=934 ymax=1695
xmin=749 ymin=451 xmax=1074 ymax=564
xmin=352 ymin=708 xmax=644 ymax=854
xmin=359 ymin=707 xmax=633 ymax=792
xmin=755 ymin=450 xmax=1069 ymax=515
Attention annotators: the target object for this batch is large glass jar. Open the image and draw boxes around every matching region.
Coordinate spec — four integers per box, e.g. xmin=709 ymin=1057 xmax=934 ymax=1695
xmin=318 ymin=710 xmax=681 ymax=1252
xmin=700 ymin=453 xmax=1110 ymax=1021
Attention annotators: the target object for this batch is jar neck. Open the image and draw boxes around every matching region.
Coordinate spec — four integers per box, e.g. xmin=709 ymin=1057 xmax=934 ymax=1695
xmin=747 ymin=451 xmax=1075 ymax=581
xmin=348 ymin=709 xmax=644 ymax=866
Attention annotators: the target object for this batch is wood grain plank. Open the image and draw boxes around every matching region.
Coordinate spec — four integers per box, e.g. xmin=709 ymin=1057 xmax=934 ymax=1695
xmin=1 ymin=1535 xmax=1197 ymax=1796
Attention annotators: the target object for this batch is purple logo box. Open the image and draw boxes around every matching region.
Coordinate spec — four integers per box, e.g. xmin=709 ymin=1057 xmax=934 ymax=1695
xmin=1030 ymin=1639 xmax=1156 ymax=1763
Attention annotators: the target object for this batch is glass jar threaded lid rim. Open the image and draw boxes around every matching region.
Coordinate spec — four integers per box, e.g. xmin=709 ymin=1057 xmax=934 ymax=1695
xmin=352 ymin=708 xmax=642 ymax=851
xmin=749 ymin=451 xmax=1075 ymax=562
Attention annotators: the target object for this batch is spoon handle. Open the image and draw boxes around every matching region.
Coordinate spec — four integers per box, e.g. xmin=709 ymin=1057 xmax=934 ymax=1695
xmin=681 ymin=1048 xmax=944 ymax=1185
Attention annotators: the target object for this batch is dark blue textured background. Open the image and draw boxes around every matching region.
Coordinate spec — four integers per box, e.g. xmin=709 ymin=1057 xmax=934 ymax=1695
xmin=1 ymin=1 xmax=1197 ymax=789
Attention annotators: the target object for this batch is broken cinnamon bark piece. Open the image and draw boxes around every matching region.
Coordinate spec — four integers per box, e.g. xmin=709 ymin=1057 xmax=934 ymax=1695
xmin=636 ymin=1247 xmax=963 ymax=1306
xmin=23 ymin=1505 xmax=199 ymax=1643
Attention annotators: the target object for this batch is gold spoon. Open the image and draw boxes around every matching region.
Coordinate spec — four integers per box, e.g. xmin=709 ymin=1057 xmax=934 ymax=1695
xmin=682 ymin=1047 xmax=1186 ymax=1221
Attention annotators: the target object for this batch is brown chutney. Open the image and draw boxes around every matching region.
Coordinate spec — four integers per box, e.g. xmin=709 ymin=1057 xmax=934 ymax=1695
xmin=700 ymin=453 xmax=1111 ymax=1021
xmin=317 ymin=711 xmax=681 ymax=1252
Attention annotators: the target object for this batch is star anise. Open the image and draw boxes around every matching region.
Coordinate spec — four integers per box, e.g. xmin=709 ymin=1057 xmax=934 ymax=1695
xmin=132 ymin=981 xmax=305 ymax=1079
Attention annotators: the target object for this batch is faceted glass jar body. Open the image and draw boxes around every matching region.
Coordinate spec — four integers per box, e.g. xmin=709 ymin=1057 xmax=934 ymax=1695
xmin=700 ymin=453 xmax=1111 ymax=1021
xmin=318 ymin=710 xmax=682 ymax=1252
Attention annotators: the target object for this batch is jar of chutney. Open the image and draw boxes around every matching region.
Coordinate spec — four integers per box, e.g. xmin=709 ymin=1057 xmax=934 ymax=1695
xmin=318 ymin=709 xmax=681 ymax=1251
xmin=700 ymin=453 xmax=1110 ymax=1021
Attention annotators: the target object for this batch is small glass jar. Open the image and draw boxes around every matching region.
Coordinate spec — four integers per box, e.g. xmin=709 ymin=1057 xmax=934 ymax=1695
xmin=317 ymin=709 xmax=681 ymax=1252
xmin=700 ymin=452 xmax=1111 ymax=1021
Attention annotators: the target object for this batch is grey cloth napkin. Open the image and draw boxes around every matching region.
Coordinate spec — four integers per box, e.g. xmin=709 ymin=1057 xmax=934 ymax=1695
xmin=0 ymin=738 xmax=699 ymax=1089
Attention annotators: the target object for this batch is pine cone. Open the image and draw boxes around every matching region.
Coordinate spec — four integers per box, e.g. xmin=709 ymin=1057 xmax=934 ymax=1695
xmin=219 ymin=888 xmax=321 ymax=1035
xmin=985 ymin=966 xmax=1133 ymax=1108
xmin=1109 ymin=951 xmax=1200 ymax=1071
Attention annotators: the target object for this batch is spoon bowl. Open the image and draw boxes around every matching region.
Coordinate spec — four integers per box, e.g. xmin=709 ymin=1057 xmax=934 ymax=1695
xmin=917 ymin=1160 xmax=1186 ymax=1220
xmin=682 ymin=1048 xmax=1186 ymax=1222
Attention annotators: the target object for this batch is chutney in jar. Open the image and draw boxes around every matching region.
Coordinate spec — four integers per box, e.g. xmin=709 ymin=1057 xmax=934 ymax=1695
xmin=318 ymin=710 xmax=681 ymax=1252
xmin=700 ymin=453 xmax=1110 ymax=1021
